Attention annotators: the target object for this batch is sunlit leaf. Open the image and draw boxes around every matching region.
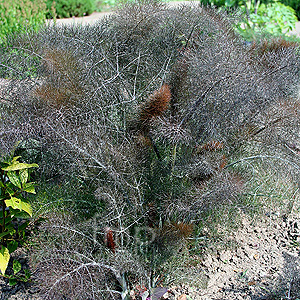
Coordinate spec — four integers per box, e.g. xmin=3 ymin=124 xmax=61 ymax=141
xmin=19 ymin=169 xmax=28 ymax=185
xmin=0 ymin=246 xmax=10 ymax=275
xmin=2 ymin=162 xmax=39 ymax=171
xmin=23 ymin=182 xmax=36 ymax=194
xmin=7 ymin=171 xmax=21 ymax=189
xmin=13 ymin=260 xmax=21 ymax=275
xmin=5 ymin=197 xmax=32 ymax=217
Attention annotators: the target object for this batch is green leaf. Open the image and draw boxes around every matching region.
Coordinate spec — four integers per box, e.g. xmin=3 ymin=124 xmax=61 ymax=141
xmin=5 ymin=223 xmax=16 ymax=235
xmin=9 ymin=209 xmax=31 ymax=219
xmin=7 ymin=171 xmax=21 ymax=189
xmin=13 ymin=260 xmax=21 ymax=275
xmin=5 ymin=197 xmax=32 ymax=217
xmin=2 ymin=162 xmax=39 ymax=171
xmin=4 ymin=216 xmax=12 ymax=225
xmin=18 ymin=220 xmax=29 ymax=233
xmin=11 ymin=156 xmax=21 ymax=163
xmin=9 ymin=278 xmax=17 ymax=286
xmin=7 ymin=241 xmax=18 ymax=254
xmin=22 ymin=182 xmax=36 ymax=194
xmin=5 ymin=184 xmax=15 ymax=196
xmin=24 ymin=269 xmax=31 ymax=279
xmin=19 ymin=169 xmax=28 ymax=185
xmin=0 ymin=246 xmax=10 ymax=275
xmin=0 ymin=232 xmax=10 ymax=239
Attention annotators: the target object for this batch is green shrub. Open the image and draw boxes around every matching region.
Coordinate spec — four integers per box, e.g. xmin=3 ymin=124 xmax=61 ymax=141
xmin=0 ymin=0 xmax=48 ymax=44
xmin=237 ymin=1 xmax=298 ymax=38
xmin=0 ymin=154 xmax=38 ymax=279
xmin=280 ymin=0 xmax=300 ymax=20
xmin=46 ymin=0 xmax=96 ymax=18
xmin=95 ymin=0 xmax=116 ymax=11
xmin=199 ymin=0 xmax=298 ymax=37
xmin=199 ymin=0 xmax=235 ymax=7
xmin=199 ymin=0 xmax=273 ymax=8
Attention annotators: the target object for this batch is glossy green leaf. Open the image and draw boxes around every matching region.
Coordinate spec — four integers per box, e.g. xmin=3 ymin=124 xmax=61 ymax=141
xmin=9 ymin=209 xmax=31 ymax=219
xmin=0 ymin=246 xmax=10 ymax=275
xmin=6 ymin=223 xmax=16 ymax=235
xmin=4 ymin=216 xmax=12 ymax=225
xmin=5 ymin=184 xmax=15 ymax=196
xmin=24 ymin=269 xmax=31 ymax=279
xmin=2 ymin=162 xmax=38 ymax=171
xmin=7 ymin=241 xmax=18 ymax=254
xmin=5 ymin=197 xmax=32 ymax=217
xmin=0 ymin=231 xmax=10 ymax=239
xmin=9 ymin=278 xmax=17 ymax=286
xmin=7 ymin=171 xmax=21 ymax=189
xmin=13 ymin=260 xmax=21 ymax=275
xmin=19 ymin=169 xmax=29 ymax=185
xmin=18 ymin=221 xmax=29 ymax=233
xmin=22 ymin=182 xmax=36 ymax=194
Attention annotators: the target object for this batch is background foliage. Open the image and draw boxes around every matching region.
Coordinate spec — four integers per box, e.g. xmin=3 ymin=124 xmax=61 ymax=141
xmin=198 ymin=0 xmax=298 ymax=38
xmin=237 ymin=0 xmax=298 ymax=38
xmin=0 ymin=0 xmax=49 ymax=43
xmin=271 ymin=0 xmax=300 ymax=20
xmin=46 ymin=0 xmax=96 ymax=18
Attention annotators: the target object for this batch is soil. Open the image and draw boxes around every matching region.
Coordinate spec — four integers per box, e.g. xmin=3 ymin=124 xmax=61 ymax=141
xmin=0 ymin=247 xmax=42 ymax=300
xmin=167 ymin=212 xmax=300 ymax=300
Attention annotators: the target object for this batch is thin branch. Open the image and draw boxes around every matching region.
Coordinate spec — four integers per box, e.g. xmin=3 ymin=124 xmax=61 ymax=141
xmin=46 ymin=122 xmax=107 ymax=170
xmin=180 ymin=74 xmax=232 ymax=126
xmin=225 ymin=155 xmax=300 ymax=171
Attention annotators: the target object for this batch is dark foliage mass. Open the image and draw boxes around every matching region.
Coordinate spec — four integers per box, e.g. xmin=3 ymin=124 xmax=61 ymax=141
xmin=0 ymin=1 xmax=300 ymax=299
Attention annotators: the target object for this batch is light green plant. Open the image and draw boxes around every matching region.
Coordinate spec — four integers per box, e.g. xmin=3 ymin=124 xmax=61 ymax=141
xmin=279 ymin=0 xmax=300 ymax=20
xmin=228 ymin=0 xmax=298 ymax=39
xmin=0 ymin=0 xmax=48 ymax=44
xmin=3 ymin=259 xmax=31 ymax=286
xmin=199 ymin=0 xmax=298 ymax=38
xmin=0 ymin=154 xmax=38 ymax=276
xmin=240 ymin=0 xmax=298 ymax=35
xmin=46 ymin=0 xmax=95 ymax=18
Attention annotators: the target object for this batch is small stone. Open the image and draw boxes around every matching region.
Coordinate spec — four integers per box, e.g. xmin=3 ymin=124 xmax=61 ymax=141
xmin=29 ymin=286 xmax=40 ymax=294
xmin=177 ymin=294 xmax=187 ymax=300
xmin=162 ymin=292 xmax=169 ymax=299
xmin=2 ymin=285 xmax=13 ymax=292
xmin=220 ymin=250 xmax=232 ymax=262
xmin=19 ymin=258 xmax=26 ymax=264
xmin=205 ymin=254 xmax=213 ymax=266
xmin=259 ymin=270 xmax=267 ymax=277
xmin=236 ymin=247 xmax=246 ymax=258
